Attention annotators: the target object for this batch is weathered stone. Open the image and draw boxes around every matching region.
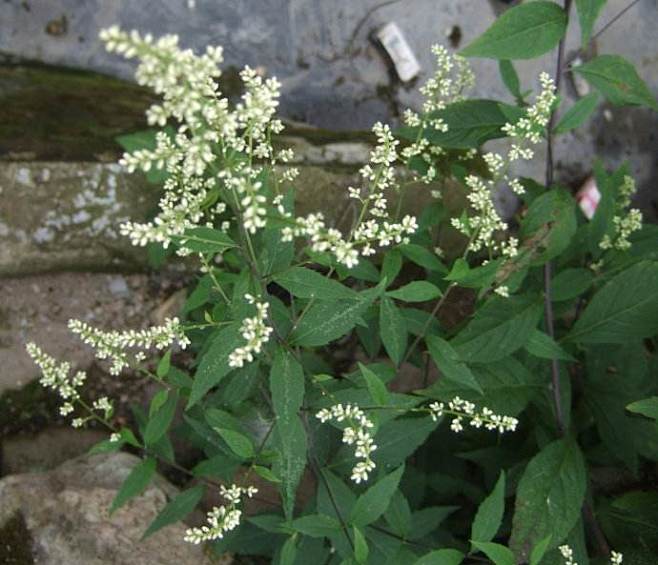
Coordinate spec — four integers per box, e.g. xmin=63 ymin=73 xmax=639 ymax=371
xmin=0 ymin=452 xmax=215 ymax=565
xmin=1 ymin=427 xmax=107 ymax=475
xmin=0 ymin=162 xmax=160 ymax=276
xmin=0 ymin=272 xmax=184 ymax=395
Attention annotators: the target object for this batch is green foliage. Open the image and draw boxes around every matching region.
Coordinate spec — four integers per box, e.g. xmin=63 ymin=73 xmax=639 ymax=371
xmin=461 ymin=2 xmax=567 ymax=60
xmin=55 ymin=9 xmax=658 ymax=564
xmin=573 ymin=55 xmax=658 ymax=111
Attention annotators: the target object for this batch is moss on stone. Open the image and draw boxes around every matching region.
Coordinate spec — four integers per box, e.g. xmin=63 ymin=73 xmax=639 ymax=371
xmin=0 ymin=512 xmax=35 ymax=565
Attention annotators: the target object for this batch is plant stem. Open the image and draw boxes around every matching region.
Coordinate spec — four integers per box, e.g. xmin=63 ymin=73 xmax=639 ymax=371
xmin=545 ymin=0 xmax=611 ymax=557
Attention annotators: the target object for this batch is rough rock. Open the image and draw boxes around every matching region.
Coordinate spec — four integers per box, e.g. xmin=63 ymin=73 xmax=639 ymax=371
xmin=0 ymin=161 xmax=159 ymax=276
xmin=0 ymin=271 xmax=186 ymax=395
xmin=1 ymin=427 xmax=107 ymax=475
xmin=0 ymin=452 xmax=215 ymax=565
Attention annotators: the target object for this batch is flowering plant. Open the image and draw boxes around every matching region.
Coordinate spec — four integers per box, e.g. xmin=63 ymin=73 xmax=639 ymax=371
xmin=26 ymin=3 xmax=658 ymax=564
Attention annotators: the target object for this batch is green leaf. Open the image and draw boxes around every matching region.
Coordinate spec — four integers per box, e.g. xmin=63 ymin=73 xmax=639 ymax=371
xmin=627 ymin=397 xmax=658 ymax=421
xmin=471 ymin=542 xmax=515 ymax=565
xmin=461 ymin=2 xmax=567 ymax=60
xmin=567 ymin=261 xmax=658 ymax=343
xmin=350 ymin=465 xmax=405 ymax=527
xmin=452 ymin=295 xmax=542 ymax=363
xmin=387 ymin=281 xmax=441 ymax=302
xmin=253 ymin=465 xmax=281 ymax=483
xmin=400 ymin=100 xmax=525 ymax=149
xmin=384 ymin=490 xmax=412 ymax=538
xmin=110 ymin=457 xmax=157 ymax=514
xmin=142 ymin=485 xmax=204 ymax=539
xmin=575 ymin=0 xmax=607 ymax=45
xmin=445 ymin=258 xmax=500 ymax=290
xmin=115 ymin=128 xmax=169 ymax=184
xmin=554 ymin=92 xmax=600 ymax=134
xmin=273 ymin=267 xmax=356 ymax=300
xmin=471 ymin=472 xmax=506 ymax=544
xmin=510 ymin=439 xmax=587 ymax=560
xmin=353 ymin=526 xmax=369 ymax=564
xmin=400 ymin=244 xmax=447 ymax=272
xmin=214 ymin=427 xmax=255 ymax=459
xmin=520 ymin=189 xmax=577 ymax=264
xmin=381 ymin=248 xmax=402 ymax=286
xmin=426 ymin=356 xmax=540 ymax=417
xmin=270 ymin=349 xmax=307 ymax=520
xmin=359 ymin=362 xmax=390 ymax=406
xmin=144 ymin=390 xmax=178 ymax=446
xmin=529 ymin=535 xmax=552 ymax=565
xmin=414 ymin=549 xmax=464 ymax=565
xmin=156 ymin=350 xmax=172 ymax=378
xmin=188 ymin=323 xmax=242 ymax=408
xmin=573 ymin=55 xmax=658 ymax=111
xmin=551 ymin=268 xmax=594 ymax=301
xmin=174 ymin=227 xmax=237 ymax=254
xmin=379 ymin=297 xmax=408 ymax=366
xmin=291 ymin=283 xmax=384 ymax=347
xmin=525 ymin=330 xmax=575 ymax=361
xmin=499 ymin=60 xmax=522 ymax=101
xmin=426 ymin=335 xmax=482 ymax=393
xmin=280 ymin=536 xmax=298 ymax=565
xmin=292 ymin=514 xmax=342 ymax=538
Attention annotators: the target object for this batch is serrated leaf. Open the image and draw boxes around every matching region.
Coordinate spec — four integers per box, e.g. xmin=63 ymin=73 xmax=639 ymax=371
xmin=156 ymin=350 xmax=172 ymax=378
xmin=510 ymin=439 xmax=587 ymax=560
xmin=461 ymin=2 xmax=567 ymax=60
xmin=471 ymin=542 xmax=515 ymax=565
xmin=426 ymin=335 xmax=482 ymax=393
xmin=353 ymin=526 xmax=369 ymax=564
xmin=291 ymin=282 xmax=384 ymax=347
xmin=144 ymin=390 xmax=178 ymax=446
xmin=400 ymin=244 xmax=447 ymax=271
xmin=471 ymin=472 xmax=506 ymax=544
xmin=520 ymin=189 xmax=577 ymax=264
xmin=379 ymin=297 xmax=408 ymax=366
xmin=110 ymin=457 xmax=157 ymax=514
xmin=567 ymin=261 xmax=658 ymax=343
xmin=174 ymin=227 xmax=237 ymax=254
xmin=414 ymin=548 xmax=464 ymax=565
xmin=529 ymin=535 xmax=552 ymax=565
xmin=575 ymin=0 xmax=607 ymax=45
xmin=627 ymin=397 xmax=658 ymax=421
xmin=499 ymin=60 xmax=522 ymax=101
xmin=359 ymin=362 xmax=390 ymax=405
xmin=273 ymin=267 xmax=356 ymax=300
xmin=573 ymin=55 xmax=658 ymax=111
xmin=292 ymin=514 xmax=342 ymax=538
xmin=350 ymin=465 xmax=405 ymax=527
xmin=551 ymin=268 xmax=594 ymax=301
xmin=525 ymin=330 xmax=575 ymax=361
xmin=142 ymin=485 xmax=204 ymax=539
xmin=214 ymin=427 xmax=255 ymax=459
xmin=387 ymin=281 xmax=442 ymax=302
xmin=188 ymin=323 xmax=242 ymax=408
xmin=554 ymin=92 xmax=600 ymax=134
xmin=452 ymin=295 xmax=542 ymax=363
xmin=270 ymin=349 xmax=307 ymax=519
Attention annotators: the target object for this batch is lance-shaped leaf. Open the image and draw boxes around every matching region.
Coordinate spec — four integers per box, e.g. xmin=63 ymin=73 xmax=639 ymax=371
xmin=426 ymin=335 xmax=482 ymax=393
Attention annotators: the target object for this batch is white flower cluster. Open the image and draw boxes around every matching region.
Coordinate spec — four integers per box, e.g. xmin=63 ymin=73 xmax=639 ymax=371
xmin=25 ymin=343 xmax=87 ymax=418
xmin=559 ymin=545 xmax=622 ymax=565
xmin=68 ymin=317 xmax=190 ymax=375
xmin=228 ymin=295 xmax=273 ymax=368
xmin=100 ymin=27 xmax=295 ymax=251
xmin=428 ymin=397 xmax=518 ymax=434
xmin=402 ymin=45 xmax=474 ymax=183
xmin=599 ymin=175 xmax=642 ymax=251
xmin=316 ymin=403 xmax=377 ymax=483
xmin=184 ymin=484 xmax=258 ymax=544
xmin=451 ymin=73 xmax=556 ymax=261
xmin=284 ymin=123 xmax=417 ymax=268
